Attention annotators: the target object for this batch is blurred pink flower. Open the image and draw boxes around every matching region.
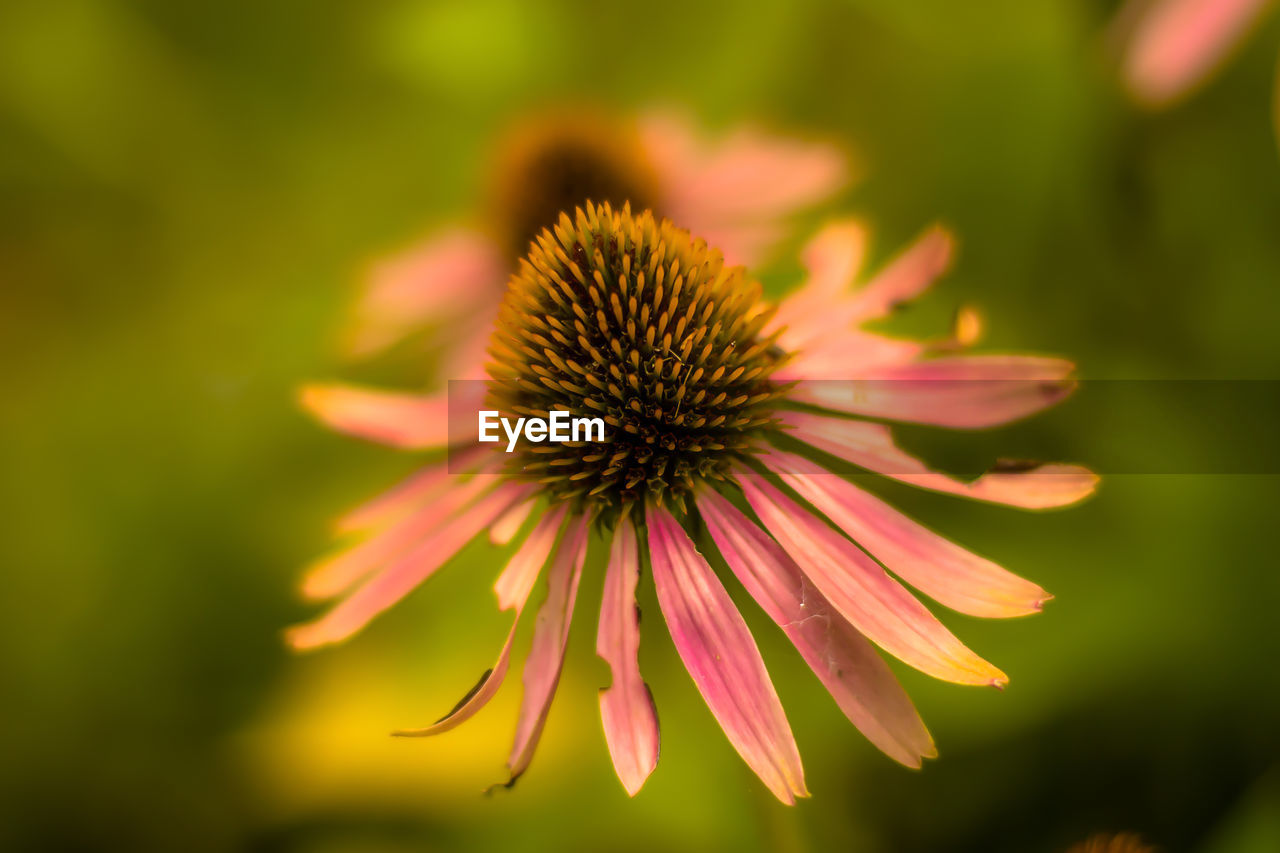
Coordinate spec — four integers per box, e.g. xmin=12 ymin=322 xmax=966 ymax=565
xmin=292 ymin=203 xmax=1096 ymax=802
xmin=343 ymin=108 xmax=849 ymax=374
xmin=1118 ymin=0 xmax=1276 ymax=106
xmin=1065 ymin=832 xmax=1156 ymax=853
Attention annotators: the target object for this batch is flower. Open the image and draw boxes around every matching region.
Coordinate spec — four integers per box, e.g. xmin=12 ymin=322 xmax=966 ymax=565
xmin=1116 ymin=0 xmax=1275 ymax=108
xmin=292 ymin=201 xmax=1097 ymax=802
xmin=341 ymin=108 xmax=849 ymax=376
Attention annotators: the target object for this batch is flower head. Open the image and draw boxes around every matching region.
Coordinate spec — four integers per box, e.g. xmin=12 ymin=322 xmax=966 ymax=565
xmin=342 ymin=108 xmax=848 ymax=368
xmin=488 ymin=203 xmax=785 ymax=516
xmin=294 ymin=202 xmax=1097 ymax=802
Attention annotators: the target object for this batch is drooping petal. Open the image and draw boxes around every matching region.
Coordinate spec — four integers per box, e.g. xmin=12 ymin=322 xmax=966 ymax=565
xmin=782 ymin=410 xmax=1098 ymax=509
xmin=762 ymin=451 xmax=1050 ymax=618
xmin=300 ymin=467 xmax=499 ymax=601
xmin=596 ymin=518 xmax=660 ymax=795
xmin=788 ymin=355 xmax=1077 ymax=429
xmin=394 ymin=507 xmax=574 ymax=737
xmin=345 ymin=229 xmax=506 ymax=359
xmin=505 ymin=515 xmax=591 ymax=783
xmin=286 ymin=482 xmax=534 ymax=650
xmin=698 ymin=490 xmax=935 ymax=767
xmin=738 ymin=473 xmax=1006 ymax=687
xmin=299 ymin=384 xmax=456 ymax=449
xmin=1120 ymin=0 xmax=1273 ymax=107
xmin=647 ymin=507 xmax=808 ymax=804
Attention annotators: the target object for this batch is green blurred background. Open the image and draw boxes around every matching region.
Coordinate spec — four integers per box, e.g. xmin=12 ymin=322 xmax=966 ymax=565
xmin=3 ymin=0 xmax=1279 ymax=850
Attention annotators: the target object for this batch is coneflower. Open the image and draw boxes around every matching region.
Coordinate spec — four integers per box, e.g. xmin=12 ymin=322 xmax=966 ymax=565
xmin=294 ymin=202 xmax=1096 ymax=802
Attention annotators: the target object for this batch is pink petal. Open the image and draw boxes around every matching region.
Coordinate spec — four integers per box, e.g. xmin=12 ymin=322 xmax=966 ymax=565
xmin=775 ymin=332 xmax=924 ymax=379
xmin=771 ymin=225 xmax=951 ymax=354
xmin=640 ymin=111 xmax=847 ymax=266
xmin=505 ymin=515 xmax=591 ymax=783
xmin=393 ymin=507 xmax=574 ymax=737
xmin=1121 ymin=0 xmax=1273 ymax=106
xmin=698 ymin=490 xmax=935 ymax=767
xmin=299 ymin=384 xmax=457 ymax=449
xmin=761 ymin=451 xmax=1050 ymax=618
xmin=494 ymin=504 xmax=569 ymax=611
xmin=845 ymin=225 xmax=954 ymax=322
xmin=675 ymin=130 xmax=847 ymax=219
xmin=286 ymin=482 xmax=533 ymax=650
xmin=300 ymin=467 xmax=499 ymax=601
xmin=769 ymin=222 xmax=867 ymax=348
xmin=738 ymin=474 xmax=1007 ymax=687
xmin=596 ymin=518 xmax=660 ymax=795
xmin=788 ymin=355 xmax=1077 ymax=429
xmin=681 ymin=222 xmax=786 ymax=269
xmin=782 ymin=410 xmax=1098 ymax=509
xmin=345 ymin=229 xmax=506 ymax=359
xmin=333 ymin=445 xmax=489 ymax=535
xmin=799 ymin=220 xmax=869 ymax=296
xmin=647 ymin=507 xmax=808 ymax=804
xmin=490 ymin=498 xmax=536 ymax=546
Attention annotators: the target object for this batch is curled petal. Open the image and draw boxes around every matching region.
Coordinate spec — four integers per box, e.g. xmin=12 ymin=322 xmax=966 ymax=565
xmin=770 ymin=220 xmax=868 ymax=345
xmin=846 ymin=225 xmax=953 ymax=322
xmin=1120 ymin=0 xmax=1273 ymax=107
xmin=597 ymin=518 xmax=660 ymax=795
xmin=789 ymin=356 xmax=1077 ymax=429
xmin=770 ymin=224 xmax=867 ymax=352
xmin=782 ymin=410 xmax=1098 ymax=509
xmin=505 ymin=515 xmax=591 ymax=783
xmin=698 ymin=490 xmax=935 ymax=767
xmin=647 ymin=507 xmax=808 ymax=804
xmin=345 ymin=229 xmax=506 ymax=359
xmin=738 ymin=474 xmax=1006 ymax=687
xmin=394 ymin=508 xmax=575 ymax=737
xmin=286 ymin=482 xmax=533 ymax=650
xmin=762 ymin=451 xmax=1050 ymax=618
xmin=771 ymin=225 xmax=951 ymax=354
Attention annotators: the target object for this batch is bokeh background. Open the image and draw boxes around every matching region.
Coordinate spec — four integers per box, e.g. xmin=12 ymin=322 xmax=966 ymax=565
xmin=3 ymin=0 xmax=1279 ymax=851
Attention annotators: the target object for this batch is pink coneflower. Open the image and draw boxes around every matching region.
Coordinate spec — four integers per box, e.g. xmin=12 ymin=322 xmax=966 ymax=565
xmin=293 ymin=202 xmax=1097 ymax=802
xmin=1117 ymin=0 xmax=1276 ymax=107
xmin=342 ymin=108 xmax=849 ymax=377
